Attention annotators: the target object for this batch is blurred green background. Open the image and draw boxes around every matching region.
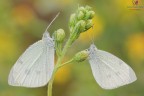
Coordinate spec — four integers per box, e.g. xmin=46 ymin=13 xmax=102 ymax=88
xmin=0 ymin=0 xmax=144 ymax=96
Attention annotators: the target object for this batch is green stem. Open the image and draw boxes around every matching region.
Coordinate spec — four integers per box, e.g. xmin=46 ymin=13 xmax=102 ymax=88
xmin=47 ymin=81 xmax=52 ymax=96
xmin=47 ymin=37 xmax=73 ymax=96
xmin=55 ymin=42 xmax=62 ymax=57
xmin=58 ymin=59 xmax=74 ymax=68
xmin=47 ymin=68 xmax=57 ymax=96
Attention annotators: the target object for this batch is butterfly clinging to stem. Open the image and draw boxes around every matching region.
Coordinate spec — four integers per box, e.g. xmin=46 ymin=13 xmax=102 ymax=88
xmin=8 ymin=13 xmax=60 ymax=87
xmin=87 ymin=44 xmax=137 ymax=89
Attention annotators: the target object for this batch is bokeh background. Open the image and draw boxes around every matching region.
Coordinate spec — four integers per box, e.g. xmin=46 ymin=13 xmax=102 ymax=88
xmin=0 ymin=0 xmax=144 ymax=96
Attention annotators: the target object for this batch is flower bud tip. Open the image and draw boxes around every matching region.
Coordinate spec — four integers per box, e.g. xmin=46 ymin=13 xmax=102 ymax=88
xmin=73 ymin=50 xmax=89 ymax=62
xmin=54 ymin=29 xmax=65 ymax=42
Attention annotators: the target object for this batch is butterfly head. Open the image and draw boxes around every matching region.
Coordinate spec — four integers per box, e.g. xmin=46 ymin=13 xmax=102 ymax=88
xmin=88 ymin=44 xmax=97 ymax=54
xmin=42 ymin=31 xmax=50 ymax=39
xmin=90 ymin=44 xmax=97 ymax=50
xmin=42 ymin=31 xmax=54 ymax=47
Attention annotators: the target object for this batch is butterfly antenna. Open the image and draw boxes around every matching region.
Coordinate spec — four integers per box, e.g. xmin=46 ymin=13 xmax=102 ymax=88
xmin=89 ymin=25 xmax=95 ymax=45
xmin=45 ymin=12 xmax=60 ymax=32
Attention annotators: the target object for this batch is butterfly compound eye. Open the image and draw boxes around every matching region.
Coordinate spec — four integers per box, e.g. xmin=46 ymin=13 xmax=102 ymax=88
xmin=85 ymin=49 xmax=90 ymax=52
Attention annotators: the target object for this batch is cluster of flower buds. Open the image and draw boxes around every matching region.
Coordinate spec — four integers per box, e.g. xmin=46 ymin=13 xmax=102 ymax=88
xmin=69 ymin=6 xmax=95 ymax=43
xmin=53 ymin=29 xmax=65 ymax=56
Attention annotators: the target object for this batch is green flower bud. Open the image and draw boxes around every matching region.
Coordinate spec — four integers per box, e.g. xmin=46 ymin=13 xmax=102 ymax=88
xmin=85 ymin=5 xmax=92 ymax=11
xmin=69 ymin=13 xmax=77 ymax=32
xmin=85 ymin=20 xmax=93 ymax=30
xmin=54 ymin=29 xmax=65 ymax=42
xmin=85 ymin=11 xmax=95 ymax=19
xmin=78 ymin=7 xmax=85 ymax=12
xmin=77 ymin=11 xmax=85 ymax=20
xmin=69 ymin=21 xmax=86 ymax=43
xmin=69 ymin=13 xmax=76 ymax=26
xmin=75 ymin=20 xmax=86 ymax=33
xmin=73 ymin=50 xmax=89 ymax=62
xmin=89 ymin=11 xmax=95 ymax=18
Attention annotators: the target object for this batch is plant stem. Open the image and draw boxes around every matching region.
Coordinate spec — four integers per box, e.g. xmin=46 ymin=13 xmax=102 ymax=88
xmin=57 ymin=37 xmax=73 ymax=66
xmin=47 ymin=68 xmax=57 ymax=96
xmin=58 ymin=59 xmax=74 ymax=68
xmin=47 ymin=37 xmax=73 ymax=96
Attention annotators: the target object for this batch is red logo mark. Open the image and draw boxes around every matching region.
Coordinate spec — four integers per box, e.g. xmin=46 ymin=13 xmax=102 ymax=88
xmin=133 ymin=0 xmax=139 ymax=5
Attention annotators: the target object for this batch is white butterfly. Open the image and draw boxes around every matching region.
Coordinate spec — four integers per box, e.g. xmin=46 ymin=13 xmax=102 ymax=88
xmin=8 ymin=13 xmax=60 ymax=88
xmin=8 ymin=32 xmax=55 ymax=87
xmin=88 ymin=44 xmax=137 ymax=89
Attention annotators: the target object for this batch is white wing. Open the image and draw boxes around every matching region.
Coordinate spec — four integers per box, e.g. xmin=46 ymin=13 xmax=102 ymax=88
xmin=8 ymin=40 xmax=54 ymax=87
xmin=89 ymin=49 xmax=137 ymax=89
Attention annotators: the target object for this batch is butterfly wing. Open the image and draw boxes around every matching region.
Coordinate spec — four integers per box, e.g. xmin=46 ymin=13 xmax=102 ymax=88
xmin=8 ymin=40 xmax=54 ymax=87
xmin=89 ymin=49 xmax=137 ymax=89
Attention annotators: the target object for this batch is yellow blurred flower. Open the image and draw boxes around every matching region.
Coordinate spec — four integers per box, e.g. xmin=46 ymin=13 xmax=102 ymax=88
xmin=11 ymin=4 xmax=35 ymax=26
xmin=126 ymin=33 xmax=144 ymax=61
xmin=117 ymin=0 xmax=133 ymax=8
xmin=79 ymin=15 xmax=103 ymax=42
xmin=0 ymin=30 xmax=18 ymax=59
xmin=0 ymin=30 xmax=19 ymax=82
xmin=54 ymin=64 xmax=72 ymax=85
